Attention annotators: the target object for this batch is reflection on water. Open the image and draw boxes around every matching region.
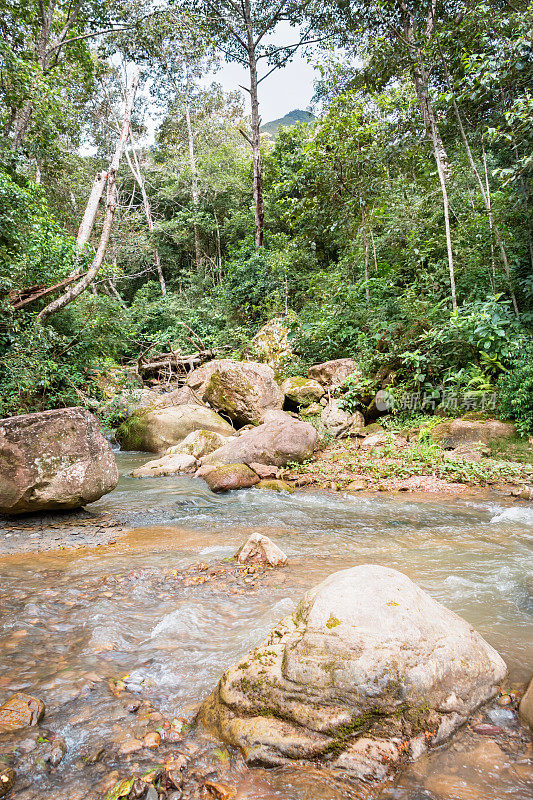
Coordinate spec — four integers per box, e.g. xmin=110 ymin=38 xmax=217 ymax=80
xmin=0 ymin=452 xmax=531 ymax=799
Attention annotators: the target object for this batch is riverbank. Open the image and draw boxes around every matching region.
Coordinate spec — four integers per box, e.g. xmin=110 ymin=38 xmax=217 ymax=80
xmin=281 ymin=425 xmax=533 ymax=496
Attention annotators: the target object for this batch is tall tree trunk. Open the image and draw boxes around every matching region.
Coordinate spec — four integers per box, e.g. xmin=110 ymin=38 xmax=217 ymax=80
xmin=38 ymin=69 xmax=140 ymax=322
xmin=362 ymin=218 xmax=370 ymax=302
xmin=398 ymin=2 xmax=457 ymax=310
xmin=125 ymin=138 xmax=166 ymax=295
xmin=482 ymin=142 xmax=497 ymax=289
xmin=411 ymin=57 xmax=457 ymax=311
xmin=184 ymin=99 xmax=202 ymax=269
xmin=244 ymin=0 xmax=264 ymax=247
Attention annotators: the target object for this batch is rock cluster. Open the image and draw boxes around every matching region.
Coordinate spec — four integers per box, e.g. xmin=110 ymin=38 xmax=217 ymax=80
xmin=200 ymin=565 xmax=507 ymax=781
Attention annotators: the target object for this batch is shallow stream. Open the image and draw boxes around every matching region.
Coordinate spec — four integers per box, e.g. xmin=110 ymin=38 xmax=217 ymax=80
xmin=0 ymin=452 xmax=532 ymax=799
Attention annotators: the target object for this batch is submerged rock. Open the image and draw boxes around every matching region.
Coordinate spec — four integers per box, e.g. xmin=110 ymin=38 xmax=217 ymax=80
xmin=430 ymin=418 xmax=516 ymax=449
xmin=235 ymin=533 xmax=287 ymax=566
xmin=0 ymin=408 xmax=118 ymax=514
xmin=131 ymin=453 xmax=197 ymax=478
xmin=308 ymin=358 xmax=359 ymax=387
xmin=186 ymin=359 xmax=284 ymax=426
xmin=281 ymin=377 xmax=324 ymax=407
xmin=0 ymin=692 xmax=45 ymax=733
xmin=204 ymin=464 xmax=260 ymax=493
xmin=200 ymin=565 xmax=506 ymax=781
xmin=116 ymin=404 xmax=234 ymax=453
xmin=202 ymin=417 xmax=317 ymax=468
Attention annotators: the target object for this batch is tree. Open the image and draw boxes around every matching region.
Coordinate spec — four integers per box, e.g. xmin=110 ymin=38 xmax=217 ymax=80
xmin=0 ymin=0 xmax=135 ymax=159
xmin=186 ymin=0 xmax=317 ymax=247
xmin=38 ymin=67 xmax=140 ymax=322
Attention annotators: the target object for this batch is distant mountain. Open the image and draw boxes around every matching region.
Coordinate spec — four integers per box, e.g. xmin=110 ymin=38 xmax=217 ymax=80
xmin=260 ymin=109 xmax=315 ymax=136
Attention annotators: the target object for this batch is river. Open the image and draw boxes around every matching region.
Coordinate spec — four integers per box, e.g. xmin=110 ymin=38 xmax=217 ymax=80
xmin=0 ymin=452 xmax=531 ymax=799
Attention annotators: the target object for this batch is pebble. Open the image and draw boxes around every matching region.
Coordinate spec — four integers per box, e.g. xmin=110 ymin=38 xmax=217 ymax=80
xmin=143 ymin=731 xmax=161 ymax=748
xmin=119 ymin=738 xmax=143 ymax=755
xmin=472 ymin=722 xmax=505 ymax=735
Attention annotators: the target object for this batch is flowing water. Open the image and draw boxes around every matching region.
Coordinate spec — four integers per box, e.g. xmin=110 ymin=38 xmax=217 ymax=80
xmin=0 ymin=452 xmax=532 ymax=799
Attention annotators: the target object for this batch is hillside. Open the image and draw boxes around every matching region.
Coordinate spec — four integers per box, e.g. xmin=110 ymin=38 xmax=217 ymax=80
xmin=260 ymin=108 xmax=315 ymax=136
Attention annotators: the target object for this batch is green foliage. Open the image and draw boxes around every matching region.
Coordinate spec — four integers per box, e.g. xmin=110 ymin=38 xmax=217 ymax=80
xmin=498 ymin=342 xmax=533 ymax=436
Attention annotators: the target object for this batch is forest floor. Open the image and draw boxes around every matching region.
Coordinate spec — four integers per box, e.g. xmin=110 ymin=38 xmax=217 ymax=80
xmin=281 ymin=433 xmax=533 ymax=498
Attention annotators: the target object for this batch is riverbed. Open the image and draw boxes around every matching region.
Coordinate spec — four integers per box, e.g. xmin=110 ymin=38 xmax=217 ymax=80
xmin=0 ymin=452 xmax=532 ymax=799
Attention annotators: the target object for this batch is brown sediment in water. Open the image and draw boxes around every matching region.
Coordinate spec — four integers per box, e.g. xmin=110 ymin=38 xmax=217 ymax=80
xmin=0 ymin=452 xmax=531 ymax=799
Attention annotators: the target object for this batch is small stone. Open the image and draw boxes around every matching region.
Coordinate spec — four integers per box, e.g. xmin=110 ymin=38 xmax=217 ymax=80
xmin=471 ymin=723 xmax=504 ymax=735
xmin=203 ymin=781 xmax=236 ymax=800
xmin=301 ymin=402 xmax=322 ymax=415
xmin=235 ymin=533 xmax=287 ymax=567
xmin=255 ymin=479 xmax=293 ymax=493
xmin=249 ymin=462 xmax=278 ymax=479
xmin=0 ymin=767 xmax=15 ymax=798
xmin=119 ymin=738 xmax=143 ymax=755
xmin=143 ymin=731 xmax=161 ymax=748
xmin=345 ymin=480 xmax=366 ymax=492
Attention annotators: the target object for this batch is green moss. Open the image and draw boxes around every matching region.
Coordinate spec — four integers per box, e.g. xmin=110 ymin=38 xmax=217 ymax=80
xmin=326 ymin=614 xmax=341 ymax=629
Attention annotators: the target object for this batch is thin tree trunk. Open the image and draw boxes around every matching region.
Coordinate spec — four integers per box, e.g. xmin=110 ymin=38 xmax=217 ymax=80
xmin=38 ymin=69 xmax=140 ymax=322
xmin=244 ymin=0 xmax=264 ymax=247
xmin=184 ymin=99 xmax=202 ymax=269
xmin=444 ymin=75 xmax=519 ymax=315
xmin=370 ymin=226 xmax=378 ymax=272
xmin=77 ymin=170 xmax=108 ymax=249
xmin=125 ymin=137 xmax=166 ymax=295
xmin=482 ymin=141 xmax=497 ymax=290
xmin=411 ymin=56 xmax=457 ymax=310
xmin=213 ymin=210 xmax=222 ymax=284
xmin=362 ymin=220 xmax=370 ymax=302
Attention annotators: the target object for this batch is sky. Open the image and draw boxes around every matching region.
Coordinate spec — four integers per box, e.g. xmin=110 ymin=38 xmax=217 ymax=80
xmin=208 ymin=39 xmax=318 ymax=124
xmin=132 ymin=22 xmax=321 ymax=148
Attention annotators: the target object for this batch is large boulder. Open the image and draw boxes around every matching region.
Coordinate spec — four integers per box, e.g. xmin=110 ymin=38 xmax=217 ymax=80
xmin=248 ymin=318 xmax=292 ymax=375
xmin=308 ymin=358 xmax=359 ymax=387
xmin=430 ymin=418 xmax=516 ymax=449
xmin=200 ymin=565 xmax=506 ymax=780
xmin=321 ymin=400 xmax=365 ymax=438
xmin=0 ymin=408 xmax=118 ymax=514
xmin=281 ymin=377 xmax=324 ymax=407
xmin=202 ymin=416 xmax=318 ymax=467
xmin=186 ymin=360 xmax=284 ymax=426
xmin=116 ymin=404 xmax=234 ymax=453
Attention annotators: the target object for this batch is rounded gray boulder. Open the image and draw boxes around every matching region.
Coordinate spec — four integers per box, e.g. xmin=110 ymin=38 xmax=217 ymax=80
xmin=199 ymin=565 xmax=506 ymax=781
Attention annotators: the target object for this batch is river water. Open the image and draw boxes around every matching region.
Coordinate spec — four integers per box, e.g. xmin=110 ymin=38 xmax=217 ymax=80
xmin=0 ymin=452 xmax=532 ymax=799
